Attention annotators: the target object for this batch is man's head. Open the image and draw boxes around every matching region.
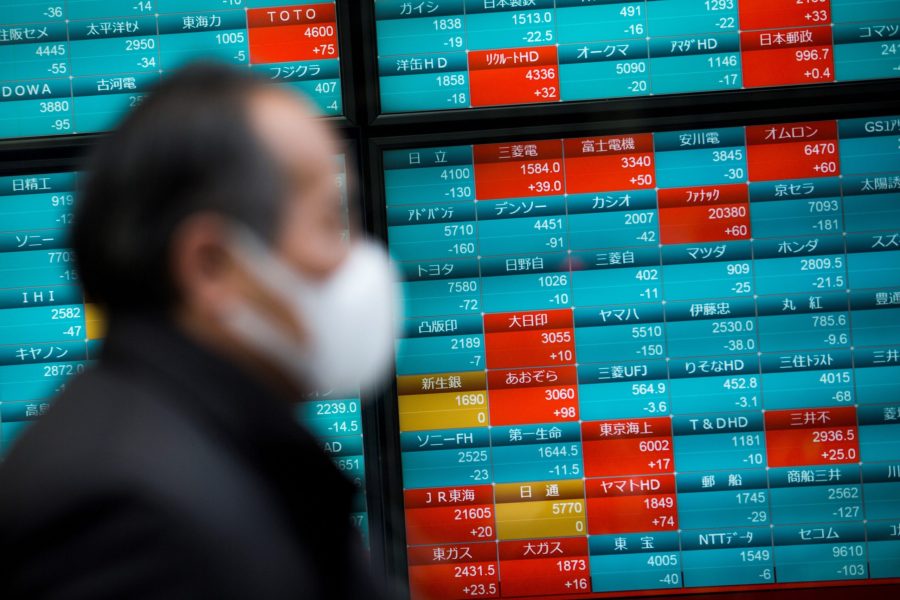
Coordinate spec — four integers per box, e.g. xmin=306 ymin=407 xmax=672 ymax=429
xmin=73 ymin=63 xmax=366 ymax=394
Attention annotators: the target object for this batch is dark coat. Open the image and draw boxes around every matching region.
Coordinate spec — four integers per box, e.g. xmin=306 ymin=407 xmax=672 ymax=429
xmin=0 ymin=315 xmax=381 ymax=599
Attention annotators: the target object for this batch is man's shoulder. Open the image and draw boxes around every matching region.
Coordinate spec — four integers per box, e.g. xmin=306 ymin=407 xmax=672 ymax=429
xmin=0 ymin=364 xmax=314 ymax=597
xmin=0 ymin=363 xmax=286 ymax=537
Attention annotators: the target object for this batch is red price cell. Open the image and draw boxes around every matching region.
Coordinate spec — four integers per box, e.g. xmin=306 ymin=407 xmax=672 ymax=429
xmin=657 ymin=184 xmax=750 ymax=244
xmin=484 ymin=310 xmax=574 ymax=369
xmin=586 ymin=475 xmax=678 ymax=534
xmin=741 ymin=26 xmax=834 ymax=88
xmin=563 ymin=134 xmax=656 ymax=194
xmin=498 ymin=538 xmax=590 ymax=597
xmin=408 ymin=542 xmax=499 ymax=600
xmin=746 ymin=120 xmax=840 ymax=181
xmin=468 ymin=46 xmax=559 ymax=107
xmin=474 ymin=140 xmax=564 ymax=200
xmin=765 ymin=406 xmax=860 ymax=468
xmin=405 ymin=485 xmax=496 ymax=545
xmin=488 ymin=366 xmax=579 ymax=426
xmin=739 ymin=0 xmax=831 ymax=30
xmin=248 ymin=3 xmax=338 ymax=64
xmin=582 ymin=418 xmax=674 ymax=477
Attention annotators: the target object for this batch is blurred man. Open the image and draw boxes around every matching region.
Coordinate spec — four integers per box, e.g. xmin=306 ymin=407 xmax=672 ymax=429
xmin=0 ymin=63 xmax=396 ymax=599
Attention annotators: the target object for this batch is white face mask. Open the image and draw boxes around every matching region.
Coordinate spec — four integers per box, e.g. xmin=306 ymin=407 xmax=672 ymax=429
xmin=222 ymin=225 xmax=400 ymax=397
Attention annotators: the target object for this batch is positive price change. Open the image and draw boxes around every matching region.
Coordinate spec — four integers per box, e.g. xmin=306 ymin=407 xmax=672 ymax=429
xmin=385 ymin=114 xmax=900 ymax=598
xmin=0 ymin=157 xmax=369 ymax=540
xmin=375 ymin=0 xmax=900 ymax=113
xmin=0 ymin=1 xmax=342 ymax=139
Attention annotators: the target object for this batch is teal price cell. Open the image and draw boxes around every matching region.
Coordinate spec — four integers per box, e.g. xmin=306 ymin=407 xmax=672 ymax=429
xmin=384 ymin=146 xmax=474 ymax=207
xmin=646 ymin=0 xmax=738 ymax=37
xmin=490 ymin=422 xmax=583 ymax=483
xmin=867 ymin=520 xmax=900 ymax=579
xmin=849 ymin=290 xmax=900 ymax=349
xmin=842 ymin=175 xmax=900 ymax=233
xmin=567 ymin=190 xmax=659 ymax=250
xmin=571 ymin=247 xmax=662 ymax=306
xmin=0 ymin=21 xmax=69 ymax=82
xmin=768 ymin=465 xmax=863 ymax=526
xmin=0 ymin=285 xmax=82 ymax=311
xmin=253 ymin=59 xmax=342 ymax=116
xmin=680 ymin=527 xmax=774 ymax=588
xmin=0 ymin=247 xmax=77 ymax=288
xmin=476 ymin=196 xmax=568 ymax=256
xmin=389 ymin=220 xmax=477 ymax=262
xmin=375 ymin=0 xmax=466 ymax=56
xmin=838 ymin=115 xmax=900 ymax=176
xmin=400 ymin=279 xmax=481 ymax=318
xmin=463 ymin=0 xmax=555 ymax=51
xmin=1 ymin=1 xmax=68 ymax=22
xmin=67 ymin=17 xmax=159 ymax=77
xmin=395 ymin=333 xmax=484 ymax=376
xmin=834 ymin=22 xmax=900 ymax=83
xmin=648 ymin=33 xmax=741 ymax=94
xmin=0 ymin=360 xmax=85 ymax=402
xmin=480 ymin=253 xmax=572 ymax=312
xmin=296 ymin=396 xmax=360 ymax=437
xmin=772 ymin=523 xmax=868 ymax=583
xmin=589 ymin=532 xmax=682 ymax=593
xmin=65 ymin=0 xmax=155 ymax=20
xmin=0 ymin=304 xmax=86 ymax=345
xmin=759 ymin=350 xmax=854 ymax=410
xmin=574 ymin=303 xmax=666 ymax=364
xmin=832 ymin=0 xmax=900 ymax=24
xmin=378 ymin=53 xmax=469 ymax=113
xmin=847 ymin=232 xmax=900 ymax=289
xmin=653 ymin=126 xmax=747 ymax=188
xmin=672 ymin=412 xmax=766 ymax=472
xmin=555 ymin=0 xmax=648 ymax=45
xmin=661 ymin=241 xmax=753 ymax=301
xmin=0 ymin=78 xmax=75 ymax=138
xmin=156 ymin=11 xmax=249 ymax=71
xmin=400 ymin=427 xmax=491 ymax=488
xmin=676 ymin=470 xmax=770 ymax=529
xmin=859 ymin=406 xmax=900 ymax=467
xmin=854 ymin=347 xmax=900 ymax=405
xmin=577 ymin=360 xmax=670 ymax=420
xmin=71 ymin=72 xmax=158 ymax=134
xmin=756 ymin=291 xmax=850 ymax=354
xmin=750 ymin=178 xmax=844 ymax=239
xmin=752 ymin=235 xmax=847 ymax=296
xmin=664 ymin=297 xmax=757 ymax=358
xmin=668 ymin=356 xmax=761 ymax=415
xmin=0 ymin=340 xmax=87 ymax=367
xmin=558 ymin=41 xmax=651 ymax=101
xmin=863 ymin=464 xmax=900 ymax=521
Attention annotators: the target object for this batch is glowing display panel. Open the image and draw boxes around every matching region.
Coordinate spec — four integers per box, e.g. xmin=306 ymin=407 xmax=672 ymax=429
xmin=375 ymin=0 xmax=900 ymax=113
xmin=0 ymin=158 xmax=369 ymax=538
xmin=384 ymin=115 xmax=900 ymax=598
xmin=0 ymin=0 xmax=342 ymax=139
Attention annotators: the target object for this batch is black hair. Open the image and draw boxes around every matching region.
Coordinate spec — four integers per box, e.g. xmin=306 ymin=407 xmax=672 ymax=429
xmin=72 ymin=62 xmax=285 ymax=314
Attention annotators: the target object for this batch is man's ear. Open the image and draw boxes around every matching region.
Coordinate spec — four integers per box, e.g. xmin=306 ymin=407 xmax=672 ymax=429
xmin=169 ymin=213 xmax=236 ymax=314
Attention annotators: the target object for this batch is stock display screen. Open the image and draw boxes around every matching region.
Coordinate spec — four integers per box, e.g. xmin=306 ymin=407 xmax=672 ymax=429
xmin=375 ymin=0 xmax=900 ymax=113
xmin=0 ymin=0 xmax=342 ymax=139
xmin=0 ymin=158 xmax=369 ymax=538
xmin=384 ymin=114 xmax=900 ymax=598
